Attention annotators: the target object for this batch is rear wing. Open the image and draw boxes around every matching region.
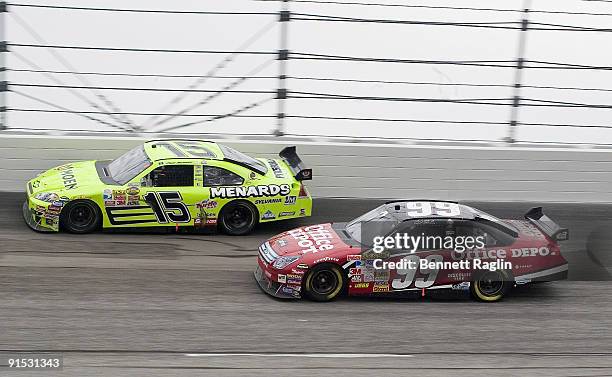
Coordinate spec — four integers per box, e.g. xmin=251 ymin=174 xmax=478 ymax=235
xmin=279 ymin=146 xmax=312 ymax=181
xmin=525 ymin=207 xmax=569 ymax=242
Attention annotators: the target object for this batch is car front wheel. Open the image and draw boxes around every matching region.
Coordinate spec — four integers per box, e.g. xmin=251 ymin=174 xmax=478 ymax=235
xmin=60 ymin=200 xmax=101 ymax=234
xmin=304 ymin=264 xmax=345 ymax=302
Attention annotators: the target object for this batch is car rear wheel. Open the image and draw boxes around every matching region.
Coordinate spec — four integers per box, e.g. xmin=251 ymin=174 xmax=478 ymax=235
xmin=470 ymin=270 xmax=511 ymax=302
xmin=304 ymin=264 xmax=345 ymax=302
xmin=219 ymin=201 xmax=258 ymax=236
xmin=60 ymin=200 xmax=101 ymax=234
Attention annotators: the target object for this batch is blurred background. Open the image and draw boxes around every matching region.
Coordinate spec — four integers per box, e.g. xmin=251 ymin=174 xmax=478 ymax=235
xmin=2 ymin=0 xmax=612 ymax=144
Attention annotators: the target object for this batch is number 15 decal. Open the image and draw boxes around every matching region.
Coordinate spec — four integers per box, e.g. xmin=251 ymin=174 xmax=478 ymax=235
xmin=144 ymin=191 xmax=191 ymax=223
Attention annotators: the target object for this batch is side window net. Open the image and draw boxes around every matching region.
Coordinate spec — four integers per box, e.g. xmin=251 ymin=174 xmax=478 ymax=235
xmin=145 ymin=165 xmax=194 ymax=187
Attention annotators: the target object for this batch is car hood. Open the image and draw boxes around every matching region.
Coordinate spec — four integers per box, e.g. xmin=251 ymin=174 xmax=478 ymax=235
xmin=29 ymin=160 xmax=101 ymax=195
xmin=267 ymin=223 xmax=355 ymax=258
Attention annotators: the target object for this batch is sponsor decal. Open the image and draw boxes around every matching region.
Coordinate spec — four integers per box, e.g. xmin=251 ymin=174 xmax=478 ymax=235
xmin=281 ymin=286 xmax=294 ymax=295
xmin=103 ymin=189 xmax=112 ymax=200
xmin=51 ymin=200 xmax=65 ymax=207
xmin=57 ymin=164 xmax=78 ymax=190
xmin=278 ymin=274 xmax=287 ymax=283
xmin=349 ymin=268 xmax=362 ymax=276
xmin=249 ymin=172 xmax=257 ymax=180
xmin=287 ymin=273 xmax=301 ymax=279
xmin=277 ymin=239 xmax=288 ymax=247
xmin=452 ymin=282 xmax=471 ymax=291
xmin=296 ymin=263 xmax=309 ymax=269
xmin=351 ymin=275 xmax=363 ymax=283
xmin=287 ymin=284 xmax=302 ymax=292
xmin=363 ymin=271 xmax=374 ymax=282
xmin=206 ymin=218 xmax=217 ymax=225
xmin=373 ymin=283 xmax=390 ymax=292
xmin=210 ymin=184 xmax=290 ymax=199
xmin=255 ymin=198 xmax=282 ymax=205
xmin=287 ymin=278 xmax=302 ymax=285
xmin=510 ymin=247 xmax=550 ymax=257
xmin=285 ymin=196 xmax=296 ymax=205
xmin=196 ymin=199 xmax=218 ymax=209
xmin=347 ymin=255 xmax=361 ymax=262
xmin=354 ymin=282 xmax=370 ymax=289
xmin=288 ymin=224 xmax=335 ymax=254
xmin=355 ymin=260 xmax=362 ymax=267
xmin=261 ymin=210 xmax=276 ymax=220
xmin=279 ymin=211 xmax=295 ymax=217
xmin=104 ymin=200 xmax=116 ymax=207
xmin=47 ymin=205 xmax=61 ymax=214
xmin=268 ymin=159 xmax=285 ymax=178
xmin=314 ymin=256 xmax=340 ymax=263
xmin=374 ymin=270 xmax=390 ymax=280
xmin=291 ymin=268 xmax=306 ymax=275
xmin=126 ymin=186 xmax=140 ymax=196
xmin=365 ymin=259 xmax=374 ymax=268
xmin=300 ymin=208 xmax=306 ymax=216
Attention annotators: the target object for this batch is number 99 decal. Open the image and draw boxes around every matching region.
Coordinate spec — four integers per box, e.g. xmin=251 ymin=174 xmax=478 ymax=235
xmin=391 ymin=254 xmax=443 ymax=290
xmin=406 ymin=202 xmax=460 ymax=217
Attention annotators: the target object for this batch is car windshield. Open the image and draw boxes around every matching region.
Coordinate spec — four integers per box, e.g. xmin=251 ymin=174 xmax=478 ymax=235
xmin=219 ymin=144 xmax=267 ymax=174
xmin=107 ymin=145 xmax=152 ymax=185
xmin=345 ymin=204 xmax=401 ymax=247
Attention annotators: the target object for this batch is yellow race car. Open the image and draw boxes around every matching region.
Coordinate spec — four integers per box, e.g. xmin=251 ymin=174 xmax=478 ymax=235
xmin=23 ymin=139 xmax=312 ymax=235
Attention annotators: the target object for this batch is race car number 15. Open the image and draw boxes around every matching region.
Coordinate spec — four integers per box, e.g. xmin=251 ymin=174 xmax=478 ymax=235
xmin=144 ymin=191 xmax=191 ymax=223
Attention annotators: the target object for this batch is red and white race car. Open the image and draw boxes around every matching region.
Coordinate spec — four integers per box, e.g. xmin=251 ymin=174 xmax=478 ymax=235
xmin=254 ymin=200 xmax=569 ymax=302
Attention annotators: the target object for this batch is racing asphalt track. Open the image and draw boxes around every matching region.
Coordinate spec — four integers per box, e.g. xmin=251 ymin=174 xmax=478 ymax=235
xmin=1 ymin=191 xmax=612 ymax=376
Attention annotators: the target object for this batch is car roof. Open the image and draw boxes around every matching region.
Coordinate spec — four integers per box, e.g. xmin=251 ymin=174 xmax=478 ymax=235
xmin=143 ymin=139 xmax=224 ymax=162
xmin=385 ymin=200 xmax=519 ymax=236
xmin=385 ymin=200 xmax=477 ymax=220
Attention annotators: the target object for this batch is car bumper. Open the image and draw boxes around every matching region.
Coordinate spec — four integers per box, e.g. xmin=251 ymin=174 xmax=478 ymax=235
xmin=22 ymin=200 xmax=57 ymax=232
xmin=514 ymin=263 xmax=569 ymax=284
xmin=254 ymin=263 xmax=301 ymax=299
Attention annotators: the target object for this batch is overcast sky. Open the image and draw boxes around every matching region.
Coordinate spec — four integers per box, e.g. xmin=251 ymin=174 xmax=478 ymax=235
xmin=4 ymin=0 xmax=612 ymax=144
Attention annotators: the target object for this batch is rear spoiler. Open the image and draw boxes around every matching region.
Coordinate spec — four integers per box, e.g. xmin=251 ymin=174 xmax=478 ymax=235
xmin=279 ymin=146 xmax=312 ymax=181
xmin=524 ymin=207 xmax=569 ymax=242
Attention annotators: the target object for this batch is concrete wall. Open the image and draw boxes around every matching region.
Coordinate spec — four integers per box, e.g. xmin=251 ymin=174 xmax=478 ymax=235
xmin=2 ymin=134 xmax=612 ymax=202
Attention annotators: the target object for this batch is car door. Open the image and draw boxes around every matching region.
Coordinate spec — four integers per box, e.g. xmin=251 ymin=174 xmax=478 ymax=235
xmin=369 ymin=218 xmax=457 ymax=293
xmin=138 ymin=162 xmax=195 ymax=228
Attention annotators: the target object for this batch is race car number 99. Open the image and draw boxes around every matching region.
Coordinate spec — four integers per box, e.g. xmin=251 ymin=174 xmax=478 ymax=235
xmin=406 ymin=202 xmax=460 ymax=217
xmin=392 ymin=254 xmax=443 ymax=290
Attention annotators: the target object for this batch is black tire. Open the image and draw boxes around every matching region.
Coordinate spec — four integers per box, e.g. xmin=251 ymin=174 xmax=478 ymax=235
xmin=60 ymin=200 xmax=101 ymax=234
xmin=303 ymin=263 xmax=345 ymax=302
xmin=219 ymin=201 xmax=258 ymax=236
xmin=470 ymin=269 xmax=511 ymax=302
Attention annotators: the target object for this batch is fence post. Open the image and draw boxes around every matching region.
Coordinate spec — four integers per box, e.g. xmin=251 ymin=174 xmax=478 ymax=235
xmin=507 ymin=2 xmax=531 ymax=143
xmin=275 ymin=0 xmax=289 ymax=136
xmin=0 ymin=1 xmax=7 ymax=130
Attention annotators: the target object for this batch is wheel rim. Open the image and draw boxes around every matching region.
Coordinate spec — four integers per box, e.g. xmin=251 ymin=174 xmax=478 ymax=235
xmin=68 ymin=203 xmax=95 ymax=230
xmin=311 ymin=270 xmax=338 ymax=295
xmin=225 ymin=205 xmax=252 ymax=231
xmin=477 ymin=271 xmax=504 ymax=296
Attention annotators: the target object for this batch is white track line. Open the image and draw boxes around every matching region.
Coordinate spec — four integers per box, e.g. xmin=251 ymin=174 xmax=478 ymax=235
xmin=184 ymin=353 xmax=413 ymax=358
